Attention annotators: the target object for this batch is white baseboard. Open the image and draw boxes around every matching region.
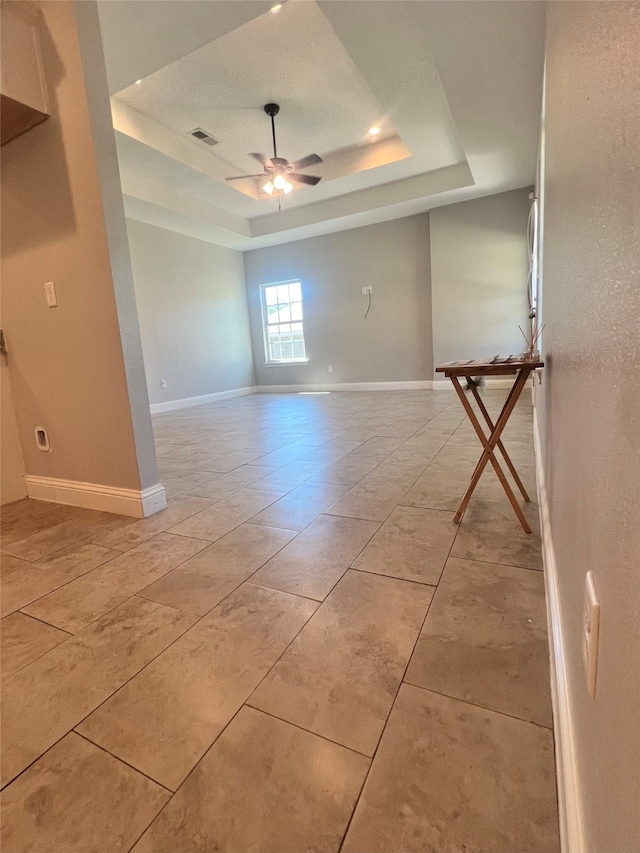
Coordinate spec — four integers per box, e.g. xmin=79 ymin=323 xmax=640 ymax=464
xmin=25 ymin=476 xmax=167 ymax=518
xmin=256 ymin=380 xmax=433 ymax=393
xmin=150 ymin=386 xmax=256 ymax=414
xmin=533 ymin=413 xmax=585 ymax=853
xmin=432 ymin=378 xmax=514 ymax=390
xmin=140 ymin=484 xmax=168 ymax=517
xmin=150 ymin=380 xmax=512 ymax=404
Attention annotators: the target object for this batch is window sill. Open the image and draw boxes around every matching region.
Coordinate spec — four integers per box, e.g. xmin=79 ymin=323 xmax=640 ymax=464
xmin=263 ymin=360 xmax=309 ymax=366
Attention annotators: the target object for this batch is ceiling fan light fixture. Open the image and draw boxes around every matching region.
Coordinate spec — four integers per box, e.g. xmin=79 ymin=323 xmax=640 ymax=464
xmin=273 ymin=174 xmax=293 ymax=194
xmin=227 ymin=104 xmax=322 ymax=201
xmin=264 ymin=176 xmax=292 ymax=196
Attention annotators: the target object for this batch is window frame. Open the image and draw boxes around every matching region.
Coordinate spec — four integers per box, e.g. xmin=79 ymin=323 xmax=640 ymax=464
xmin=259 ymin=280 xmax=308 ymax=366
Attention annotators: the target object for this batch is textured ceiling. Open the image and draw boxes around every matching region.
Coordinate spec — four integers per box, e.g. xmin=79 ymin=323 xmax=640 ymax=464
xmin=97 ymin=0 xmax=273 ymax=94
xmin=114 ymin=1 xmax=397 ymax=175
xmin=99 ymin=0 xmax=545 ymax=248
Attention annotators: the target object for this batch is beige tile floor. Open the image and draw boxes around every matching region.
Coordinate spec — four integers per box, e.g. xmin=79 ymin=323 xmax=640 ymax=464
xmin=0 ymin=390 xmax=559 ymax=853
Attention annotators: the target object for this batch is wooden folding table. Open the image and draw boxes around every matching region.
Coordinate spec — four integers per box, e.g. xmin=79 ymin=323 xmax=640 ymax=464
xmin=435 ymin=357 xmax=543 ymax=533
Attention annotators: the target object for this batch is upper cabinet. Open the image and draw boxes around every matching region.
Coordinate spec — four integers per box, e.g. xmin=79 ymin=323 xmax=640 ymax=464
xmin=1 ymin=4 xmax=49 ymax=145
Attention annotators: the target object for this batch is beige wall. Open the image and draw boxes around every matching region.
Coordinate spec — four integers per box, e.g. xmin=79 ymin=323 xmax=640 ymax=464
xmin=126 ymin=218 xmax=255 ymax=405
xmin=1 ymin=359 xmax=27 ymax=505
xmin=430 ymin=188 xmax=531 ymax=374
xmin=244 ymin=215 xmax=432 ymax=387
xmin=74 ymin=1 xmax=159 ymax=490
xmin=0 ymin=1 xmax=158 ymax=494
xmin=538 ymin=3 xmax=640 ymax=851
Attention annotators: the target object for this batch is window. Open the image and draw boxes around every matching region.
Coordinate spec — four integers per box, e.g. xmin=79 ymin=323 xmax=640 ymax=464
xmin=261 ymin=281 xmax=307 ymax=364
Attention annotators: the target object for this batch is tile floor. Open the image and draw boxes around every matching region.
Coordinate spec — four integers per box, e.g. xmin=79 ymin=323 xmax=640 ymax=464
xmin=0 ymin=390 xmax=559 ymax=853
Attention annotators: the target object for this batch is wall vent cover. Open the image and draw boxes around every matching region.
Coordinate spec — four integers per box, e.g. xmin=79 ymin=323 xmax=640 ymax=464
xmin=188 ymin=128 xmax=219 ymax=147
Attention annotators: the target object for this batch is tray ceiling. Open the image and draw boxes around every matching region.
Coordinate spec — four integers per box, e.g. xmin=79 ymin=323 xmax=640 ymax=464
xmin=99 ymin=0 xmax=545 ymax=249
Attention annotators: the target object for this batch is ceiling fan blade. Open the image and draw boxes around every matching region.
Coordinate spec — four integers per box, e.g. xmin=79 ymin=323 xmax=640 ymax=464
xmin=289 ymin=153 xmax=322 ymax=171
xmin=225 ymin=174 xmax=267 ymax=181
xmin=289 ymin=173 xmax=321 ymax=186
xmin=249 ymin=152 xmax=273 ymax=170
xmin=291 ymin=154 xmax=322 ymax=172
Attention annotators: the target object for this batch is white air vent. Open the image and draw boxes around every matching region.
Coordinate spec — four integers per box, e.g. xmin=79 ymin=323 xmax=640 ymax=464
xmin=188 ymin=128 xmax=219 ymax=147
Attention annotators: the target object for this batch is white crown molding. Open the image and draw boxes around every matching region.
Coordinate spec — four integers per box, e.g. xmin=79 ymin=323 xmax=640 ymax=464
xmin=255 ymin=380 xmax=433 ymax=393
xmin=113 ymin=100 xmax=411 ymax=206
xmin=120 ymin=172 xmax=251 ymax=240
xmin=123 ymin=196 xmax=250 ymax=252
xmin=249 ymin=162 xmax=473 ymax=241
xmin=112 ymin=99 xmax=251 ymax=192
xmin=25 ymin=476 xmax=167 ymax=518
xmin=533 ymin=412 xmax=585 ymax=853
xmin=150 ymin=386 xmax=256 ymax=414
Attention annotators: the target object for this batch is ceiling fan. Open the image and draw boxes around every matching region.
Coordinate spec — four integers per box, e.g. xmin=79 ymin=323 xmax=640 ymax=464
xmin=225 ymin=103 xmax=322 ymax=197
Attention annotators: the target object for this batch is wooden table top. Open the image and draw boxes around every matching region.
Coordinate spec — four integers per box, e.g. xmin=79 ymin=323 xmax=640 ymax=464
xmin=436 ymin=357 xmax=544 ymax=377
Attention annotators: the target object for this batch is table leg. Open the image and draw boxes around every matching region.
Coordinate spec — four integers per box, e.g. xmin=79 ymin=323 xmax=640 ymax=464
xmin=468 ymin=383 xmax=530 ymax=502
xmin=463 ymin=374 xmax=523 ymax=487
xmin=462 ymin=373 xmax=525 ymax=491
xmin=450 ymin=371 xmax=532 ymax=532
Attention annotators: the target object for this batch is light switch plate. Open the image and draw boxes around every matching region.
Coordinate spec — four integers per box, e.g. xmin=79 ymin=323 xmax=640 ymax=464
xmin=582 ymin=570 xmax=600 ymax=698
xmin=44 ymin=281 xmax=57 ymax=307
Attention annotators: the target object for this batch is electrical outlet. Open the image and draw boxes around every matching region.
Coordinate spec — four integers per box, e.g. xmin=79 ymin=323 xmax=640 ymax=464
xmin=328 ymin=365 xmax=333 ymax=373
xmin=35 ymin=426 xmax=50 ymax=452
xmin=582 ymin=571 xmax=600 ymax=698
xmin=366 ymin=285 xmax=373 ymax=294
xmin=361 ymin=286 xmax=367 ymax=295
xmin=161 ymin=380 xmax=167 ymax=389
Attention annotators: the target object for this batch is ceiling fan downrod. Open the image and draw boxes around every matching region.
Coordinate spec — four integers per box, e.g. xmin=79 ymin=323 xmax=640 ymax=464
xmin=264 ymin=103 xmax=280 ymax=159
xmin=224 ymin=103 xmax=322 ymax=194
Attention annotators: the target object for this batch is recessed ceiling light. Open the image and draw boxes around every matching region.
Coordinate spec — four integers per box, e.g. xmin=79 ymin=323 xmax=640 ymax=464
xmin=270 ymin=3 xmax=283 ymax=13
xmin=134 ymin=80 xmax=142 ymax=85
xmin=368 ymin=126 xmax=381 ymax=136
